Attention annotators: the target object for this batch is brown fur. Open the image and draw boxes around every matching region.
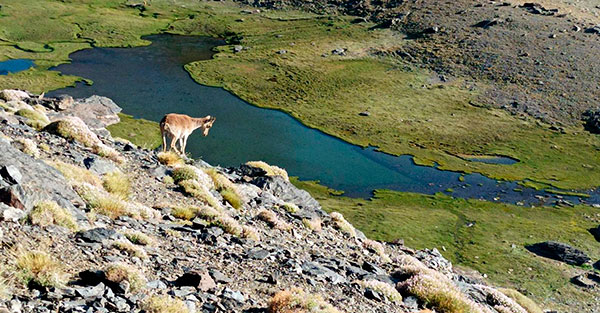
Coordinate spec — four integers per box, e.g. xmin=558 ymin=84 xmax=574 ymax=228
xmin=159 ymin=113 xmax=215 ymax=155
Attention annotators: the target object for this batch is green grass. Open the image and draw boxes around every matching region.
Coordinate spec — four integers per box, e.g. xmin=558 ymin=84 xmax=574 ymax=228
xmin=293 ymin=178 xmax=600 ymax=312
xmin=107 ymin=113 xmax=162 ymax=150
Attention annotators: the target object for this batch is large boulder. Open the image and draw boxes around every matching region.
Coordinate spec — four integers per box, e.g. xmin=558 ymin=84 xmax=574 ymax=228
xmin=251 ymin=175 xmax=326 ymax=218
xmin=48 ymin=95 xmax=121 ymax=138
xmin=526 ymin=241 xmax=591 ymax=265
xmin=0 ymin=89 xmax=30 ymax=102
xmin=589 ymin=225 xmax=600 ymax=242
xmin=583 ymin=108 xmax=600 ymax=134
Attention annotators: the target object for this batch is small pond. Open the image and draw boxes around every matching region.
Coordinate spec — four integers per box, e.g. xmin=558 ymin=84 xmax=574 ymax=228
xmin=0 ymin=59 xmax=34 ymax=75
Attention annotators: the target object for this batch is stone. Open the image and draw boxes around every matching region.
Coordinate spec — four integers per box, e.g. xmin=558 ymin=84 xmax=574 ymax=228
xmin=222 ymin=288 xmax=245 ymax=303
xmin=358 ymin=111 xmax=370 ymax=117
xmin=75 ymin=283 xmax=105 ymax=299
xmin=526 ymin=241 xmax=591 ymax=265
xmin=473 ymin=19 xmax=499 ymax=28
xmin=59 ymin=95 xmax=122 ymax=137
xmin=83 ymin=157 xmax=117 ymax=175
xmin=0 ymin=165 xmax=23 ymax=184
xmin=571 ymin=272 xmax=600 ymax=289
xmin=251 ymin=176 xmax=326 ymax=218
xmin=583 ymin=108 xmax=600 ymax=134
xmin=589 ymin=225 xmax=600 ymax=242
xmin=0 ymin=89 xmax=29 ymax=102
xmin=247 ymin=248 xmax=269 ymax=260
xmin=174 ymin=270 xmax=216 ymax=291
xmin=76 ymin=228 xmax=121 ymax=243
xmin=172 ymin=287 xmax=196 ymax=297
xmin=234 ymin=45 xmax=243 ymax=53
xmin=146 ymin=280 xmax=167 ymax=290
xmin=301 ymin=261 xmax=347 ymax=284
xmin=364 ymin=288 xmax=382 ymax=301
xmin=415 ymin=248 xmax=453 ymax=275
xmin=209 ymin=269 xmax=232 ymax=284
xmin=0 ymin=204 xmax=25 ymax=222
xmin=0 ymin=185 xmax=27 ymax=210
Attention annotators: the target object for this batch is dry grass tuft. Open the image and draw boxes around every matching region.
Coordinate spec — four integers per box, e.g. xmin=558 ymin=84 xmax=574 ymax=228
xmin=28 ymin=200 xmax=79 ymax=231
xmin=157 ymin=151 xmax=184 ymax=167
xmin=165 ymin=228 xmax=182 ymax=238
xmin=282 ymin=202 xmax=299 ymax=213
xmin=258 ymin=209 xmax=292 ymax=231
xmin=141 ymin=294 xmax=189 ymax=313
xmin=177 ymin=179 xmax=220 ymax=208
xmin=15 ymin=108 xmax=50 ymax=130
xmin=16 ymin=138 xmax=40 ymax=158
xmin=358 ymin=280 xmax=402 ymax=302
xmin=242 ymin=225 xmax=261 ymax=241
xmin=112 ymin=240 xmax=148 ymax=259
xmin=0 ymin=267 xmax=11 ymax=300
xmin=302 ymin=218 xmax=322 ymax=232
xmin=198 ymin=207 xmax=244 ymax=237
xmin=246 ymin=161 xmax=289 ymax=181
xmin=363 ymin=239 xmax=391 ymax=263
xmin=49 ymin=160 xmax=102 ymax=187
xmin=204 ymin=168 xmax=244 ymax=209
xmin=330 ymin=212 xmax=356 ymax=237
xmin=123 ymin=230 xmax=154 ymax=246
xmin=13 ymin=249 xmax=67 ymax=288
xmin=104 ymin=263 xmax=146 ymax=292
xmin=75 ymin=183 xmax=157 ymax=220
xmin=268 ymin=288 xmax=344 ymax=313
xmin=171 ymin=206 xmax=200 ymax=220
xmin=172 ymin=165 xmax=199 ymax=183
xmin=221 ymin=188 xmax=243 ymax=209
xmin=103 ymin=170 xmax=130 ymax=199
xmin=498 ymin=288 xmax=543 ymax=313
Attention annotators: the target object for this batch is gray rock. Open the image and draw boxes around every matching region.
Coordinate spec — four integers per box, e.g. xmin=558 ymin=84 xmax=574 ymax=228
xmin=571 ymin=272 xmax=600 ymax=289
xmin=585 ymin=25 xmax=600 ymax=35
xmin=276 ymin=50 xmax=287 ymax=54
xmin=76 ymin=228 xmax=122 ymax=243
xmin=415 ymin=248 xmax=453 ymax=275
xmin=364 ymin=288 xmax=382 ymax=301
xmin=171 ymin=287 xmax=196 ymax=297
xmin=247 ymin=248 xmax=269 ymax=260
xmin=0 ymin=89 xmax=29 ymax=102
xmin=0 ymin=165 xmax=23 ymax=184
xmin=175 ymin=270 xmax=216 ymax=292
xmin=583 ymin=108 xmax=600 ymax=134
xmin=301 ymin=261 xmax=347 ymax=284
xmin=146 ymin=280 xmax=167 ymax=290
xmin=209 ymin=269 xmax=232 ymax=284
xmin=75 ymin=283 xmax=105 ymax=299
xmin=222 ymin=288 xmax=245 ymax=303
xmin=251 ymin=176 xmax=326 ymax=218
xmin=52 ymin=95 xmax=122 ymax=137
xmin=0 ymin=184 xmax=27 ymax=210
xmin=233 ymin=45 xmax=243 ymax=53
xmin=83 ymin=157 xmax=117 ymax=175
xmin=526 ymin=241 xmax=591 ymax=265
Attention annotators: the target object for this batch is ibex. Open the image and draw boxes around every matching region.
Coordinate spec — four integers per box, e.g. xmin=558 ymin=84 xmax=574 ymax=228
xmin=160 ymin=113 xmax=216 ymax=155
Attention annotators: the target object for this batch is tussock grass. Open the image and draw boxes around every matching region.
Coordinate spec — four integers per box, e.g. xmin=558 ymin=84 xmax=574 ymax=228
xmin=28 ymin=200 xmax=78 ymax=231
xmin=177 ymin=179 xmax=220 ymax=208
xmin=204 ymin=168 xmax=244 ymax=209
xmin=258 ymin=209 xmax=291 ymax=231
xmin=13 ymin=249 xmax=67 ymax=288
xmin=246 ymin=161 xmax=289 ymax=181
xmin=75 ymin=183 xmax=158 ymax=220
xmin=282 ymin=202 xmax=299 ymax=213
xmin=141 ymin=295 xmax=189 ymax=313
xmin=157 ymin=151 xmax=184 ymax=167
xmin=112 ymin=240 xmax=148 ymax=259
xmin=477 ymin=285 xmax=528 ymax=313
xmin=357 ymin=280 xmax=402 ymax=303
xmin=49 ymin=160 xmax=102 ymax=187
xmin=302 ymin=218 xmax=322 ymax=232
xmin=0 ymin=267 xmax=11 ymax=300
xmin=268 ymin=288 xmax=343 ymax=313
xmin=15 ymin=108 xmax=49 ymax=129
xmin=165 ymin=229 xmax=182 ymax=238
xmin=104 ymin=263 xmax=146 ymax=293
xmin=242 ymin=225 xmax=261 ymax=241
xmin=162 ymin=175 xmax=175 ymax=185
xmin=171 ymin=206 xmax=200 ymax=220
xmin=198 ymin=207 xmax=243 ymax=236
xmin=498 ymin=289 xmax=543 ymax=313
xmin=123 ymin=230 xmax=154 ymax=246
xmin=363 ymin=239 xmax=391 ymax=263
xmin=330 ymin=212 xmax=356 ymax=237
xmin=103 ymin=170 xmax=130 ymax=199
xmin=221 ymin=188 xmax=243 ymax=209
xmin=172 ymin=165 xmax=199 ymax=183
xmin=16 ymin=138 xmax=40 ymax=158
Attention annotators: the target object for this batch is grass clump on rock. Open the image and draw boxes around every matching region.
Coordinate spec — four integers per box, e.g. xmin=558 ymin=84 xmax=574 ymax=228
xmin=14 ymin=249 xmax=67 ymax=288
xmin=268 ymin=288 xmax=343 ymax=313
xmin=28 ymin=200 xmax=78 ymax=231
xmin=363 ymin=239 xmax=391 ymax=263
xmin=123 ymin=230 xmax=154 ymax=246
xmin=302 ymin=218 xmax=322 ymax=232
xmin=15 ymin=138 xmax=40 ymax=158
xmin=172 ymin=165 xmax=199 ymax=183
xmin=157 ymin=151 xmax=184 ymax=167
xmin=204 ymin=168 xmax=244 ymax=209
xmin=178 ymin=179 xmax=220 ymax=208
xmin=498 ymin=289 xmax=543 ymax=313
xmin=141 ymin=294 xmax=189 ymax=313
xmin=112 ymin=240 xmax=148 ymax=259
xmin=102 ymin=170 xmax=130 ymax=199
xmin=220 ymin=188 xmax=243 ymax=210
xmin=171 ymin=206 xmax=200 ymax=220
xmin=104 ymin=262 xmax=146 ymax=293
xmin=49 ymin=160 xmax=102 ymax=187
xmin=15 ymin=108 xmax=50 ymax=130
xmin=246 ymin=161 xmax=289 ymax=181
xmin=330 ymin=212 xmax=356 ymax=237
xmin=258 ymin=209 xmax=292 ymax=231
xmin=357 ymin=280 xmax=402 ymax=303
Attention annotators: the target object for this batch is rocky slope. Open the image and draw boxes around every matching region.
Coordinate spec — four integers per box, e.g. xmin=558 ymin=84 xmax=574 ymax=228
xmin=0 ymin=90 xmax=542 ymax=313
xmin=236 ymin=0 xmax=600 ymax=128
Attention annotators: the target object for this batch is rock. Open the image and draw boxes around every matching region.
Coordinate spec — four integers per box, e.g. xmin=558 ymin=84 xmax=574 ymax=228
xmin=301 ymin=261 xmax=347 ymax=284
xmin=423 ymin=26 xmax=439 ymax=33
xmin=83 ymin=156 xmax=117 ymax=175
xmin=222 ymin=288 xmax=245 ymax=303
xmin=526 ymin=241 xmax=591 ymax=265
xmin=362 ymin=261 xmax=386 ymax=276
xmin=276 ymin=50 xmax=287 ymax=54
xmin=571 ymin=272 xmax=600 ymax=289
xmin=583 ymin=108 xmax=600 ymax=134
xmin=521 ymin=3 xmax=558 ymax=15
xmin=76 ymin=228 xmax=121 ymax=243
xmin=584 ymin=25 xmax=600 ymax=35
xmin=0 ymin=185 xmax=27 ymax=210
xmin=53 ymin=95 xmax=122 ymax=137
xmin=358 ymin=111 xmax=370 ymax=117
xmin=0 ymin=89 xmax=29 ymax=102
xmin=209 ymin=269 xmax=232 ymax=284
xmin=331 ymin=48 xmax=346 ymax=56
xmin=403 ymin=296 xmax=419 ymax=310
xmin=473 ymin=19 xmax=499 ymax=28
xmin=0 ymin=203 xmax=25 ymax=222
xmin=234 ymin=45 xmax=243 ymax=53
xmin=146 ymin=280 xmax=167 ymax=290
xmin=247 ymin=248 xmax=270 ymax=260
xmin=589 ymin=225 xmax=600 ymax=242
xmin=174 ymin=270 xmax=216 ymax=292
xmin=415 ymin=248 xmax=453 ymax=275
xmin=364 ymin=288 xmax=382 ymax=301
xmin=78 ymin=270 xmax=106 ymax=286
xmin=75 ymin=283 xmax=105 ymax=299
xmin=0 ymin=165 xmax=23 ymax=184
xmin=55 ymin=95 xmax=75 ymax=111
xmin=251 ymin=176 xmax=326 ymax=218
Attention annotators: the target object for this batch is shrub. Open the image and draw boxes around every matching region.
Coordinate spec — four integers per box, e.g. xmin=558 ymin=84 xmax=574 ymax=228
xmin=15 ymin=108 xmax=50 ymax=130
xmin=242 ymin=225 xmax=261 ymax=241
xmin=113 ymin=240 xmax=148 ymax=259
xmin=282 ymin=202 xmax=299 ymax=213
xmin=123 ymin=230 xmax=154 ymax=246
xmin=49 ymin=161 xmax=102 ymax=187
xmin=302 ymin=218 xmax=322 ymax=232
xmin=246 ymin=161 xmax=289 ymax=181
xmin=498 ymin=288 xmax=543 ymax=313
xmin=221 ymin=188 xmax=243 ymax=209
xmin=157 ymin=151 xmax=184 ymax=167
xmin=172 ymin=165 xmax=199 ymax=183
xmin=363 ymin=239 xmax=391 ymax=263
xmin=330 ymin=212 xmax=356 ymax=237
xmin=14 ymin=249 xmax=67 ymax=288
xmin=162 ymin=175 xmax=175 ymax=185
xmin=358 ymin=280 xmax=402 ymax=303
xmin=104 ymin=263 xmax=146 ymax=292
xmin=28 ymin=200 xmax=78 ymax=231
xmin=16 ymin=138 xmax=40 ymax=158
xmin=258 ymin=209 xmax=291 ymax=231
xmin=142 ymin=295 xmax=189 ymax=313
xmin=103 ymin=170 xmax=130 ymax=199
xmin=178 ymin=179 xmax=220 ymax=208
xmin=268 ymin=288 xmax=343 ymax=313
xmin=171 ymin=206 xmax=200 ymax=220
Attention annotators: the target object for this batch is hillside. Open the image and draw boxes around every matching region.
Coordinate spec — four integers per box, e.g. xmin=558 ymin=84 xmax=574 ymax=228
xmin=0 ymin=90 xmax=544 ymax=313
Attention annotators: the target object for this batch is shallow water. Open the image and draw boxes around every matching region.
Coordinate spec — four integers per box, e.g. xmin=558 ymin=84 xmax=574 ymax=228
xmin=48 ymin=34 xmax=599 ymax=205
xmin=0 ymin=59 xmax=34 ymax=75
xmin=467 ymin=156 xmax=519 ymax=165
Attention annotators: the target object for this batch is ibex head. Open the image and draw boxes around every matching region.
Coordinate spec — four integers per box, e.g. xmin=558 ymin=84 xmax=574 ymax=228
xmin=202 ymin=115 xmax=216 ymax=137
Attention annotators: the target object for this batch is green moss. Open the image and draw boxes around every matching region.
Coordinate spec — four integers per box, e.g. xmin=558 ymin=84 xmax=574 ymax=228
xmin=293 ymin=178 xmax=599 ymax=311
xmin=107 ymin=113 xmax=162 ymax=150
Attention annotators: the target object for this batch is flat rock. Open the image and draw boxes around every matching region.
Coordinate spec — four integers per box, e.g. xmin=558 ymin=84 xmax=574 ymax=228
xmin=83 ymin=156 xmax=117 ymax=175
xmin=76 ymin=228 xmax=121 ymax=243
xmin=526 ymin=241 xmax=591 ymax=265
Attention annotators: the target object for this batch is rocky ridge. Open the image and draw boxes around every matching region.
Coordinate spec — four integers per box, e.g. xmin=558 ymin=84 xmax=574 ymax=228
xmin=0 ymin=90 xmax=542 ymax=313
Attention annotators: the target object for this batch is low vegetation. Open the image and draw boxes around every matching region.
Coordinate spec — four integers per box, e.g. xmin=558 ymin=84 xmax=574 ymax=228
xmin=177 ymin=179 xmax=220 ymax=208
xmin=246 ymin=161 xmax=289 ymax=181
xmin=104 ymin=263 xmax=146 ymax=293
xmin=123 ymin=231 xmax=155 ymax=246
xmin=28 ymin=200 xmax=78 ymax=231
xmin=258 ymin=209 xmax=291 ymax=231
xmin=157 ymin=151 xmax=184 ymax=167
xmin=198 ymin=207 xmax=243 ymax=237
xmin=112 ymin=240 xmax=148 ymax=259
xmin=49 ymin=160 xmax=102 ymax=187
xmin=204 ymin=168 xmax=244 ymax=209
xmin=141 ymin=295 xmax=189 ymax=313
xmin=282 ymin=202 xmax=299 ymax=213
xmin=15 ymin=138 xmax=40 ymax=158
xmin=75 ymin=183 xmax=158 ymax=220
xmin=357 ymin=280 xmax=402 ymax=303
xmin=302 ymin=218 xmax=322 ymax=232
xmin=242 ymin=225 xmax=261 ymax=241
xmin=102 ymin=170 xmax=130 ymax=199
xmin=498 ymin=289 xmax=543 ymax=313
xmin=0 ymin=268 xmax=11 ymax=300
xmin=15 ymin=108 xmax=49 ymax=130
xmin=268 ymin=288 xmax=343 ymax=313
xmin=362 ymin=239 xmax=391 ymax=263
xmin=172 ymin=165 xmax=199 ymax=183
xmin=171 ymin=206 xmax=200 ymax=221
xmin=106 ymin=113 xmax=162 ymax=150
xmin=330 ymin=212 xmax=356 ymax=238
xmin=13 ymin=249 xmax=67 ymax=288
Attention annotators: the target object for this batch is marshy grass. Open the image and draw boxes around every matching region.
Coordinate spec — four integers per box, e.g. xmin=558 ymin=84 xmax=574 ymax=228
xmin=357 ymin=280 xmax=402 ymax=303
xmin=268 ymin=288 xmax=343 ymax=313
xmin=104 ymin=262 xmax=146 ymax=293
xmin=103 ymin=170 xmax=130 ymax=199
xmin=28 ymin=200 xmax=78 ymax=231
xmin=107 ymin=113 xmax=162 ymax=150
xmin=246 ymin=161 xmax=289 ymax=181
xmin=258 ymin=209 xmax=291 ymax=231
xmin=15 ymin=138 xmax=40 ymax=158
xmin=13 ymin=249 xmax=67 ymax=288
xmin=302 ymin=218 xmax=322 ymax=232
xmin=330 ymin=212 xmax=356 ymax=237
xmin=141 ymin=294 xmax=189 ymax=313
xmin=123 ymin=230 xmax=154 ymax=246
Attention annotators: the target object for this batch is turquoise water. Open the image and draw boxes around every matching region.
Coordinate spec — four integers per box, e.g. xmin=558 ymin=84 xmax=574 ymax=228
xmin=0 ymin=59 xmax=34 ymax=75
xmin=48 ymin=34 xmax=598 ymax=205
